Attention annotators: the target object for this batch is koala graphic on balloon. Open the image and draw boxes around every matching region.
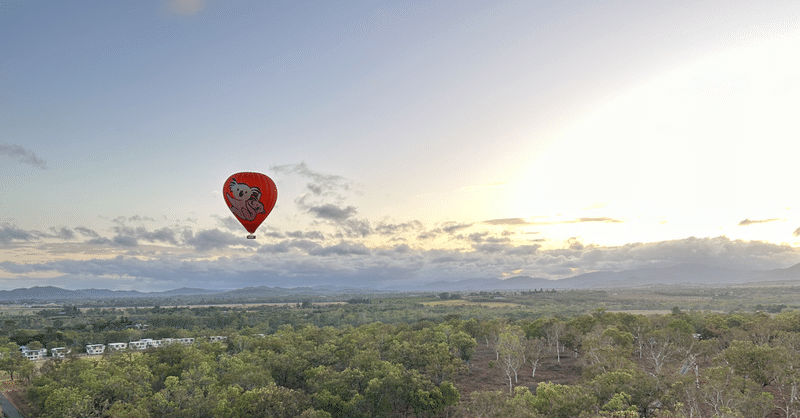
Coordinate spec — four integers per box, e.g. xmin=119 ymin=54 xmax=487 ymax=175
xmin=226 ymin=179 xmax=266 ymax=221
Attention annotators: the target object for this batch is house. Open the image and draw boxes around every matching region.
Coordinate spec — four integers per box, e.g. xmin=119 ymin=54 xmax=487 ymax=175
xmin=20 ymin=347 xmax=47 ymax=360
xmin=85 ymin=344 xmax=105 ymax=355
xmin=50 ymin=347 xmax=70 ymax=358
xmin=107 ymin=342 xmax=127 ymax=351
xmin=128 ymin=339 xmax=164 ymax=350
xmin=209 ymin=336 xmax=227 ymax=343
xmin=128 ymin=339 xmax=150 ymax=350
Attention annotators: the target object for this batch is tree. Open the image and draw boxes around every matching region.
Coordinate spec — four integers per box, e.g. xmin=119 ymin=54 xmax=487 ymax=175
xmin=698 ymin=366 xmax=773 ymax=418
xmin=0 ymin=351 xmax=27 ymax=380
xmin=544 ymin=319 xmax=566 ymax=362
xmin=722 ymin=340 xmax=781 ymax=387
xmin=42 ymin=387 xmax=94 ymax=418
xmin=462 ymin=389 xmax=540 ymax=418
xmin=617 ymin=314 xmax=651 ymax=358
xmin=642 ymin=319 xmax=692 ymax=376
xmin=580 ymin=327 xmax=635 ymax=378
xmin=496 ymin=329 xmax=525 ymax=392
xmin=525 ymin=337 xmax=547 ymax=379
xmin=422 ymin=341 xmax=464 ymax=385
xmin=588 ymin=369 xmax=659 ymax=417
xmin=17 ymin=357 xmax=36 ymax=384
xmin=772 ymin=332 xmax=800 ymax=418
xmin=449 ymin=330 xmax=477 ymax=368
xmin=531 ymin=382 xmax=596 ymax=418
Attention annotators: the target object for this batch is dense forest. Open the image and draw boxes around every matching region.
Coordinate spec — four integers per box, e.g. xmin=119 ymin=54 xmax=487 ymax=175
xmin=3 ymin=287 xmax=800 ymax=417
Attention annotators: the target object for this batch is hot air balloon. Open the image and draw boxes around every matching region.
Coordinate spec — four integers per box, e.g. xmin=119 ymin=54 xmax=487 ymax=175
xmin=223 ymin=172 xmax=277 ymax=239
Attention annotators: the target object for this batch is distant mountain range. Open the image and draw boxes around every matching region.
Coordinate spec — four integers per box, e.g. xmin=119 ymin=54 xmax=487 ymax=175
xmin=402 ymin=262 xmax=800 ymax=292
xmin=3 ymin=263 xmax=800 ymax=302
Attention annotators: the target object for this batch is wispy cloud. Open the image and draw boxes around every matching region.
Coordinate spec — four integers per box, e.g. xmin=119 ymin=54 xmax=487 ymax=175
xmin=739 ymin=218 xmax=782 ymax=226
xmin=112 ymin=215 xmax=156 ymax=225
xmin=0 ymin=144 xmax=48 ymax=169
xmin=482 ymin=217 xmax=622 ymax=226
xmin=272 ymin=162 xmax=354 ymax=195
xmin=277 ymin=163 xmax=359 ymax=223
xmin=569 ymin=217 xmax=622 ymax=224
xmin=483 ymin=218 xmax=533 ymax=226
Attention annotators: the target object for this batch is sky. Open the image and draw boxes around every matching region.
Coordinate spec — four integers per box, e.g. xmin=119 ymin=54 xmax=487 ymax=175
xmin=1 ymin=0 xmax=800 ymax=291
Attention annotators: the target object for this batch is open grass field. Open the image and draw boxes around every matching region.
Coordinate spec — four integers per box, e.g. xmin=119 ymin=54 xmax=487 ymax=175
xmin=422 ymin=299 xmax=525 ymax=308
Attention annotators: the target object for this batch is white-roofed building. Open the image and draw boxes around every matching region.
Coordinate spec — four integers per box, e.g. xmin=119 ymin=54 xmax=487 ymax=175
xmin=86 ymin=344 xmax=105 ymax=355
xmin=107 ymin=342 xmax=128 ymax=351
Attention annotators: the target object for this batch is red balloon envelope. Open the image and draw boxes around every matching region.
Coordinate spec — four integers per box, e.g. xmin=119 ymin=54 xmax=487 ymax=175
xmin=223 ymin=172 xmax=277 ymax=238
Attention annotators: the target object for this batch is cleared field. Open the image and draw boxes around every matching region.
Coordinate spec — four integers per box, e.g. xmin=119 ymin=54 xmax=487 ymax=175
xmin=77 ymin=301 xmax=350 ymax=311
xmin=422 ymin=299 xmax=524 ymax=308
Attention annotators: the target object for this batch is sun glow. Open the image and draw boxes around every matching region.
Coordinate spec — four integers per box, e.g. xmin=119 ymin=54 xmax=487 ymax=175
xmin=509 ymin=32 xmax=800 ymax=246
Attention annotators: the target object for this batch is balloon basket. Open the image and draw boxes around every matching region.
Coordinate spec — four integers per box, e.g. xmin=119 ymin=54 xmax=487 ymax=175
xmin=247 ymin=234 xmax=256 ymax=239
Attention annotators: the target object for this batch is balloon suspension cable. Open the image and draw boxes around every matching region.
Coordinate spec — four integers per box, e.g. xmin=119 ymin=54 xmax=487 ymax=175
xmin=247 ymin=234 xmax=256 ymax=239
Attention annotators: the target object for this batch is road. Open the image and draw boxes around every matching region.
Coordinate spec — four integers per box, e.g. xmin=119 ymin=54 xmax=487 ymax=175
xmin=0 ymin=391 xmax=24 ymax=418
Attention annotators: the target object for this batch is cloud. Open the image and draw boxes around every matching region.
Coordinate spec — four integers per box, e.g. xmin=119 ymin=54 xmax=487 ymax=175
xmin=273 ymin=162 xmax=356 ymax=205
xmin=109 ymin=226 xmax=180 ymax=247
xmin=416 ymin=231 xmax=438 ymax=240
xmin=481 ymin=217 xmax=622 ymax=226
xmin=113 ymin=235 xmax=139 ymax=247
xmin=308 ymin=241 xmax=371 ymax=256
xmin=128 ymin=215 xmax=156 ymax=223
xmin=85 ymin=237 xmax=113 ymax=246
xmin=2 ymin=234 xmax=798 ymax=291
xmin=214 ymin=214 xmax=245 ymax=232
xmin=75 ymin=227 xmax=101 ymax=239
xmin=49 ymin=227 xmax=75 ymax=240
xmin=483 ymin=218 xmax=533 ymax=226
xmin=0 ymin=144 xmax=48 ymax=169
xmin=441 ymin=222 xmax=473 ymax=234
xmin=257 ymin=241 xmax=292 ymax=254
xmin=138 ymin=227 xmax=180 ymax=245
xmin=167 ymin=0 xmax=205 ymax=15
xmin=571 ymin=217 xmax=622 ymax=224
xmin=558 ymin=236 xmax=799 ymax=273
xmin=738 ymin=218 xmax=781 ymax=226
xmin=567 ymin=237 xmax=585 ymax=250
xmin=112 ymin=215 xmax=155 ymax=225
xmin=468 ymin=232 xmax=488 ymax=243
xmin=0 ymin=223 xmax=35 ymax=244
xmin=278 ymin=164 xmax=365 ymax=233
xmin=473 ymin=243 xmax=510 ymax=253
xmin=272 ymin=162 xmax=353 ymax=192
xmin=184 ymin=228 xmax=254 ymax=251
xmin=374 ymin=220 xmax=424 ymax=236
xmin=308 ymin=204 xmax=357 ymax=221
xmin=507 ymin=244 xmax=541 ymax=255
xmin=286 ymin=230 xmax=325 ymax=240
